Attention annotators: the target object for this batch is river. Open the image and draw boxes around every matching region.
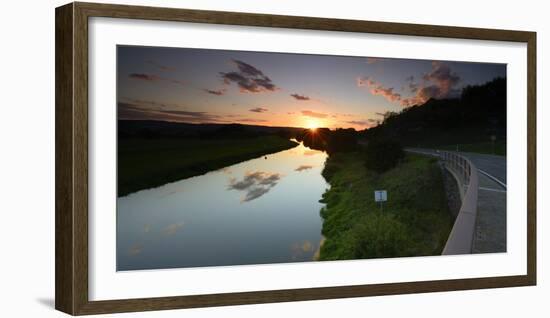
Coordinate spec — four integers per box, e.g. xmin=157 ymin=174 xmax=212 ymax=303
xmin=117 ymin=141 xmax=328 ymax=270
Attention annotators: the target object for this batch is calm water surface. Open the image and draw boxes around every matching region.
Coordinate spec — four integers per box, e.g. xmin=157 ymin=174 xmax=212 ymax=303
xmin=117 ymin=141 xmax=328 ymax=270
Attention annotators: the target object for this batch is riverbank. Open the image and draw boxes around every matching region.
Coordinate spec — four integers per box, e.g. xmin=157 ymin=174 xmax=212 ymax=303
xmin=118 ymin=135 xmax=298 ymax=196
xmin=318 ymin=152 xmax=453 ymax=260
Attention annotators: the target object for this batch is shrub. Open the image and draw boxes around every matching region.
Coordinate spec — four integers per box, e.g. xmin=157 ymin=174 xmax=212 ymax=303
xmin=326 ymin=128 xmax=358 ymax=154
xmin=364 ymin=139 xmax=405 ymax=172
xmin=350 ymin=213 xmax=410 ymax=259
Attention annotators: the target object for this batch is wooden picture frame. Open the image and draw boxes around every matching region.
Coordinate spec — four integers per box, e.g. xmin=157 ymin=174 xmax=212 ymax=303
xmin=55 ymin=2 xmax=536 ymax=315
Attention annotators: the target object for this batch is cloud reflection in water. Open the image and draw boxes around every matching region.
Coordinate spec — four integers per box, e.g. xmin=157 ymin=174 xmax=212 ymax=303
xmin=163 ymin=222 xmax=185 ymax=236
xmin=295 ymin=165 xmax=313 ymax=172
xmin=128 ymin=244 xmax=143 ymax=256
xmin=228 ymin=171 xmax=283 ymax=202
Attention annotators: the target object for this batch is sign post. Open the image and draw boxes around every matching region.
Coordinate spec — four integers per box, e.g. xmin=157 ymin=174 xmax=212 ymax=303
xmin=374 ymin=190 xmax=388 ymax=212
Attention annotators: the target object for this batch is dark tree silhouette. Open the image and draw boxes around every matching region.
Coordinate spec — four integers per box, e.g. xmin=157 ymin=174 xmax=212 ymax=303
xmin=295 ymin=128 xmax=358 ymax=154
xmin=364 ymin=139 xmax=405 ymax=172
xmin=361 ymin=77 xmax=506 ymax=148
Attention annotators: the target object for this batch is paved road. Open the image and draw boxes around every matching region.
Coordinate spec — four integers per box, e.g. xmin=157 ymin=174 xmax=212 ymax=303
xmin=406 ymin=148 xmax=507 ymax=253
xmin=406 ymin=148 xmax=506 ymax=186
xmin=474 ymin=173 xmax=506 ymax=253
xmin=459 ymin=152 xmax=506 ymax=186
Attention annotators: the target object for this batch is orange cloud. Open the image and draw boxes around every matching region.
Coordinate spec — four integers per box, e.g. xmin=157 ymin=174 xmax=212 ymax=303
xmin=301 ymin=110 xmax=328 ymax=118
xmin=358 ymin=62 xmax=462 ymax=107
xmin=356 ymin=76 xmax=402 ymax=102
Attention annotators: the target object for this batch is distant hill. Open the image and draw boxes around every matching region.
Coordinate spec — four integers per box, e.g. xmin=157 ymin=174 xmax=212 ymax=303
xmin=118 ymin=120 xmax=304 ymax=139
xmin=362 ymin=77 xmax=506 ymax=148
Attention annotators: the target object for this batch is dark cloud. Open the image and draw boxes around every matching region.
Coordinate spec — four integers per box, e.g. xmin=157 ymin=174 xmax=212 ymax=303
xmin=249 ymin=107 xmax=268 ymax=113
xmin=158 ymin=110 xmax=209 ymax=117
xmin=121 ymin=98 xmax=168 ymax=108
xmin=405 ymin=75 xmax=418 ymax=93
xmin=422 ymin=61 xmax=461 ymax=96
xmin=301 ymin=110 xmax=328 ymax=118
xmin=418 ymin=85 xmax=442 ymax=100
xmin=204 ymin=88 xmax=226 ymax=96
xmin=233 ymin=59 xmax=264 ymax=77
xmin=117 ymin=102 xmax=224 ymax=123
xmin=400 ymin=62 xmax=462 ymax=107
xmin=295 ymin=165 xmax=313 ymax=172
xmin=128 ymin=73 xmax=184 ymax=86
xmin=220 ymin=59 xmax=279 ymax=93
xmin=290 ymin=93 xmax=310 ymax=101
xmin=227 ymin=171 xmax=283 ymax=202
xmin=222 ymin=71 xmax=248 ymax=83
xmin=129 ymin=73 xmax=159 ymax=81
xmin=118 ymin=102 xmax=147 ymax=114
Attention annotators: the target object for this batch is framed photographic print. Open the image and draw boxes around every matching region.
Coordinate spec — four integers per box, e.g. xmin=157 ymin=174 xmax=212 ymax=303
xmin=55 ymin=2 xmax=536 ymax=315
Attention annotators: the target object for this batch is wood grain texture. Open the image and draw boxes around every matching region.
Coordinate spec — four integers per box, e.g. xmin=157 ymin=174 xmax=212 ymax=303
xmin=75 ymin=276 xmax=534 ymax=315
xmin=75 ymin=1 xmax=532 ymax=42
xmin=55 ymin=3 xmax=75 ymax=315
xmin=526 ymin=32 xmax=537 ymax=285
xmin=73 ymin=2 xmax=90 ymax=314
xmin=55 ymin=2 xmax=537 ymax=315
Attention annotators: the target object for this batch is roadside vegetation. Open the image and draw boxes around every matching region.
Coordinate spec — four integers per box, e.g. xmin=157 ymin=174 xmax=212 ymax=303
xmin=318 ymin=150 xmax=453 ymax=260
xmin=364 ymin=139 xmax=405 ymax=172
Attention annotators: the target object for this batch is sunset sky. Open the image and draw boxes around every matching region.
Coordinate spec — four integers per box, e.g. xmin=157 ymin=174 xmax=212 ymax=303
xmin=117 ymin=46 xmax=506 ymax=130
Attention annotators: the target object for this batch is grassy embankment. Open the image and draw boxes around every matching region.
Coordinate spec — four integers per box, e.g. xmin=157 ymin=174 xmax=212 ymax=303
xmin=318 ymin=152 xmax=453 ymax=260
xmin=118 ymin=135 xmax=297 ymax=197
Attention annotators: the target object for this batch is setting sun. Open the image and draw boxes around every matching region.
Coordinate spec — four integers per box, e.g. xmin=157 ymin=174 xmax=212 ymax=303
xmin=304 ymin=119 xmax=321 ymax=130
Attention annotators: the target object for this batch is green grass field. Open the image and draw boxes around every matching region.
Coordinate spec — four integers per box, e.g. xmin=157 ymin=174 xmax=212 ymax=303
xmin=318 ymin=153 xmax=453 ymax=260
xmin=118 ymin=136 xmax=298 ymax=196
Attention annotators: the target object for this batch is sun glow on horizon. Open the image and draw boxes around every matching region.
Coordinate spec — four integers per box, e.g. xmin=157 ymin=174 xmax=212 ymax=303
xmin=304 ymin=118 xmax=321 ymax=130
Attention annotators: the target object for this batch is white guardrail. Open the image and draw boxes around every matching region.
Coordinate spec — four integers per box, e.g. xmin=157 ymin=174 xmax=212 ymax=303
xmin=440 ymin=151 xmax=479 ymax=255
